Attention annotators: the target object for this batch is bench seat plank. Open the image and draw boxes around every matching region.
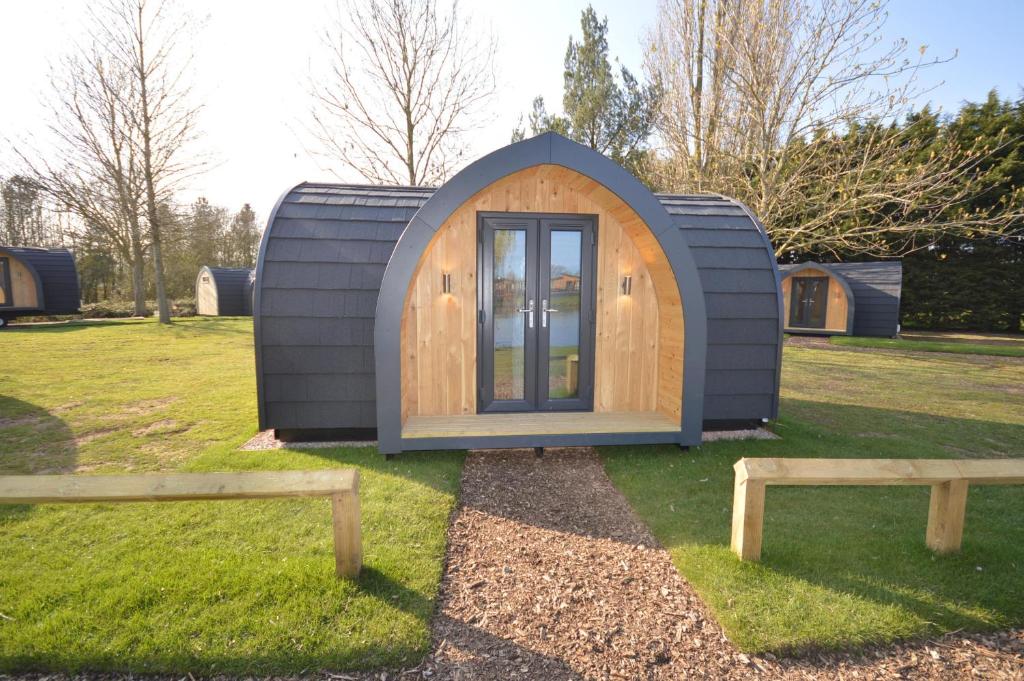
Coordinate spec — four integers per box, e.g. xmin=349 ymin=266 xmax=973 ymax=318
xmin=736 ymin=458 xmax=1024 ymax=486
xmin=0 ymin=470 xmax=357 ymax=504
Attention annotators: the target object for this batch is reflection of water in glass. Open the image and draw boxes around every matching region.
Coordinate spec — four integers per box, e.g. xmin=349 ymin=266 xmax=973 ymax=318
xmin=494 ymin=310 xmax=580 ymax=347
xmin=493 ymin=230 xmax=526 ymax=400
xmin=549 ymin=231 xmax=581 ymax=399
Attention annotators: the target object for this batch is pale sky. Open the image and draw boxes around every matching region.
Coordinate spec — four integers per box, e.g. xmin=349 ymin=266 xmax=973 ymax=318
xmin=1 ymin=0 xmax=1022 ymax=222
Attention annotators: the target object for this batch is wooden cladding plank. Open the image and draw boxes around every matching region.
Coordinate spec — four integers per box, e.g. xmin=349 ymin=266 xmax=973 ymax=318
xmin=400 ymin=164 xmax=684 ymax=419
xmin=0 ymin=470 xmax=358 ymax=504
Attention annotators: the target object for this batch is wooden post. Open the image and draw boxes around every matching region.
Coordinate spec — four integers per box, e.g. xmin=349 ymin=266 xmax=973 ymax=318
xmin=926 ymin=479 xmax=968 ymax=554
xmin=731 ymin=475 xmax=766 ymax=561
xmin=331 ymin=473 xmax=362 ymax=578
xmin=567 ymin=354 xmax=579 ymax=395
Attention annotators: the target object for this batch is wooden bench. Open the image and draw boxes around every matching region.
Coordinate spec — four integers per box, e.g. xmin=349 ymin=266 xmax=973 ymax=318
xmin=731 ymin=458 xmax=1024 ymax=561
xmin=0 ymin=469 xmax=361 ymax=578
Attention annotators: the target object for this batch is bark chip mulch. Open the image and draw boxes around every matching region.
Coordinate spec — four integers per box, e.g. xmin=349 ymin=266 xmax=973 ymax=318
xmin=412 ymin=447 xmax=1024 ymax=680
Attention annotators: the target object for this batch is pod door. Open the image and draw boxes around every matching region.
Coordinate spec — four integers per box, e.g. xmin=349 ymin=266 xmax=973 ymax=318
xmin=0 ymin=258 xmax=11 ymax=307
xmin=789 ymin=276 xmax=829 ymax=329
xmin=477 ymin=213 xmax=596 ymax=413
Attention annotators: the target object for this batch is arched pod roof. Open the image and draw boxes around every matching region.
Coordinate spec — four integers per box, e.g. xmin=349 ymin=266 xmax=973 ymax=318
xmin=254 ymin=134 xmax=782 ymax=441
xmin=0 ymin=246 xmax=80 ymax=314
xmin=197 ymin=266 xmax=254 ymax=316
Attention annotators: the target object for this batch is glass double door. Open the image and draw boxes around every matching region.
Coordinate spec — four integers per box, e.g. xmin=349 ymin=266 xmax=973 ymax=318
xmin=789 ymin=276 xmax=829 ymax=328
xmin=478 ymin=213 xmax=596 ymax=413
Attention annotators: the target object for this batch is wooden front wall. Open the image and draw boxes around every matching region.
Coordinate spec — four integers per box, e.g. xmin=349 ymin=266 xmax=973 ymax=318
xmin=781 ymin=268 xmax=850 ymax=332
xmin=196 ymin=273 xmax=218 ymax=315
xmin=400 ymin=164 xmax=684 ymax=423
xmin=0 ymin=250 xmax=41 ymax=309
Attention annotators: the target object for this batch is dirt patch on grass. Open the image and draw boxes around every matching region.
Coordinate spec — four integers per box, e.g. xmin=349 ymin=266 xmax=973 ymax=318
xmin=74 ymin=428 xmax=118 ymax=446
xmin=0 ymin=414 xmax=44 ymax=429
xmin=131 ymin=419 xmax=189 ymax=437
xmin=122 ymin=397 xmax=177 ymax=415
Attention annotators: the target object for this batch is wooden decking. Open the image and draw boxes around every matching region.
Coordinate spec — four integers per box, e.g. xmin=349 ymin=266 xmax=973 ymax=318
xmin=402 ymin=411 xmax=679 ymax=439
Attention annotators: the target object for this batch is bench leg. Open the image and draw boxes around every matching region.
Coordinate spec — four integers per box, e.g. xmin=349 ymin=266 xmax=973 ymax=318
xmin=731 ymin=478 xmax=766 ymax=561
xmin=926 ymin=480 xmax=968 ymax=554
xmin=331 ymin=491 xmax=362 ymax=578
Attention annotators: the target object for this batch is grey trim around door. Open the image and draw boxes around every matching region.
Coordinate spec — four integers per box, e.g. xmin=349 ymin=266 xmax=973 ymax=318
xmin=374 ymin=132 xmax=709 ymax=454
xmin=476 ymin=212 xmax=597 ymax=414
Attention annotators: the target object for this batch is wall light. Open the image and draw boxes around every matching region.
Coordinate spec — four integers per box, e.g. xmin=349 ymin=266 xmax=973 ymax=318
xmin=620 ymin=274 xmax=632 ymax=296
xmin=442 ymin=272 xmax=452 ymax=294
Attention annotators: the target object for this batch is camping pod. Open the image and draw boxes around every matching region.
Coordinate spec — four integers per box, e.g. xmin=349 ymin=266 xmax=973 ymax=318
xmin=779 ymin=261 xmax=902 ymax=337
xmin=195 ymin=266 xmax=255 ymax=316
xmin=0 ymin=246 xmax=80 ymax=328
xmin=254 ymin=133 xmax=784 ymax=454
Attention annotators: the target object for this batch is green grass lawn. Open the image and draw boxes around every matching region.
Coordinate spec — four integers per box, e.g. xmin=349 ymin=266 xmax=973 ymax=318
xmin=5 ymin=317 xmax=1024 ymax=669
xmin=832 ymin=333 xmax=1024 ymax=357
xmin=603 ymin=344 xmax=1024 ymax=654
xmin=0 ymin=318 xmax=462 ymax=675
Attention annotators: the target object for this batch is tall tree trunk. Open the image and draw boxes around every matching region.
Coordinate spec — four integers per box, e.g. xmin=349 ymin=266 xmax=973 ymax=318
xmin=135 ymin=1 xmax=170 ymax=324
xmin=692 ymin=0 xmax=707 ymax=189
xmin=129 ymin=235 xmax=147 ymax=316
xmin=149 ymin=222 xmax=169 ymax=322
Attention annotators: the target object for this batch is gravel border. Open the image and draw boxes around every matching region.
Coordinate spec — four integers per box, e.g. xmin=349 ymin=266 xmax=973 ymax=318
xmin=238 ymin=430 xmax=377 ymax=451
xmin=239 ymin=428 xmax=777 ymax=451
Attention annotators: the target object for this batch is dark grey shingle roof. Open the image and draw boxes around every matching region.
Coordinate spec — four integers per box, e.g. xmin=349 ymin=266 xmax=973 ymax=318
xmin=2 ymin=246 xmax=80 ymax=314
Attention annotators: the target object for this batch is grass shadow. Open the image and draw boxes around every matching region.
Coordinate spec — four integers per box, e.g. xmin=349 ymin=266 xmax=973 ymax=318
xmin=0 ymin=395 xmax=77 ymax=475
xmin=0 ymin=395 xmax=78 ymax=522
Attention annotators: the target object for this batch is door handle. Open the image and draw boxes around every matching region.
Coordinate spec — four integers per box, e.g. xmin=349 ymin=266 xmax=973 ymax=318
xmin=517 ymin=299 xmax=535 ymax=328
xmin=541 ymin=298 xmax=558 ymax=328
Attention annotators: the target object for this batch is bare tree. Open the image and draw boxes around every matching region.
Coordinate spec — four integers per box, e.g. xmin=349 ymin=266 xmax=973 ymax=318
xmin=99 ymin=0 xmax=204 ymax=323
xmin=308 ymin=0 xmax=496 ymax=186
xmin=645 ymin=0 xmax=1024 ymax=257
xmin=14 ymin=44 xmax=151 ymax=315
